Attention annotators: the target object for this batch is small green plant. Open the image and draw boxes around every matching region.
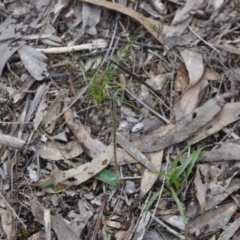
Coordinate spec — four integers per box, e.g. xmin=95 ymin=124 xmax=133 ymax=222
xmin=145 ymin=144 xmax=204 ymax=239
xmin=84 ymin=40 xmax=135 ymax=103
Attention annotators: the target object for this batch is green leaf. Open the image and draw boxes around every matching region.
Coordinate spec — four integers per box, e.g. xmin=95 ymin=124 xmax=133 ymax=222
xmin=94 ymin=169 xmax=119 ymax=187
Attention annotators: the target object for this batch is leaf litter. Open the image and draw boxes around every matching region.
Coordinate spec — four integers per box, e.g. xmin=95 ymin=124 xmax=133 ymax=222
xmin=1 ymin=0 xmax=240 ymax=239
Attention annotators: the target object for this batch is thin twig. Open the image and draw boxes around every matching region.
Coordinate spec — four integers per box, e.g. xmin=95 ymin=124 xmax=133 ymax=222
xmin=151 ymin=214 xmax=185 ymax=240
xmin=188 ymin=25 xmax=220 ymax=53
xmin=91 ymin=196 xmax=107 ymax=240
xmin=0 ymin=192 xmax=27 ymax=229
xmin=36 ymin=40 xmax=108 ymax=54
xmin=125 ymin=89 xmax=170 ymax=123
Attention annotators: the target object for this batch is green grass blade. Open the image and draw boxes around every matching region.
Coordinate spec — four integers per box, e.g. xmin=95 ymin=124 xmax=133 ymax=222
xmin=182 ymin=148 xmax=202 ymax=185
xmin=170 ymin=187 xmax=187 ymax=224
xmin=175 ymin=149 xmax=201 ymax=181
xmin=144 ymin=189 xmax=161 ymax=211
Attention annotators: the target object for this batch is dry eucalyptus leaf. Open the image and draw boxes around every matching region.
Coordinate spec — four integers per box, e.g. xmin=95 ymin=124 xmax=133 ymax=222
xmin=189 ymin=203 xmax=237 ymax=236
xmin=199 ymin=142 xmax=240 ymax=162
xmin=180 ymin=49 xmax=204 ymax=87
xmin=204 ymin=68 xmax=221 ymax=81
xmin=0 ymin=198 xmax=16 ymax=240
xmin=0 ymin=15 xmax=23 ymax=75
xmin=211 ymin=0 xmax=224 ymax=9
xmin=166 ymin=0 xmax=203 ymax=37
xmin=30 ymin=0 xmax=51 ymax=28
xmin=38 ymin=141 xmax=83 ymax=161
xmin=52 ymin=0 xmax=68 ymax=14
xmin=18 ymin=45 xmax=48 ymax=80
xmin=134 ymin=96 xmax=224 ymax=152
xmin=186 ymin=178 xmax=240 ymax=219
xmin=140 ymin=150 xmax=163 ymax=197
xmin=174 ymin=76 xmax=208 ymax=128
xmin=81 ymin=3 xmax=101 ymax=35
xmin=194 ymin=166 xmax=206 ymax=214
xmin=192 ymin=102 xmax=240 ymax=142
xmin=66 ymin=211 xmax=93 ymax=237
xmin=64 ymin=108 xmax=136 ymax=165
xmin=80 ymin=0 xmax=168 ymax=46
xmin=42 ymin=89 xmax=68 ymax=133
xmin=174 ymin=62 xmax=189 ymax=93
xmin=34 ymin=95 xmax=47 ymax=130
xmin=41 ymin=144 xmax=114 ymax=193
xmin=218 ymin=218 xmax=240 ymax=240
xmin=30 ymin=198 xmax=79 ymax=240
xmin=26 ymin=83 xmax=48 ymax=122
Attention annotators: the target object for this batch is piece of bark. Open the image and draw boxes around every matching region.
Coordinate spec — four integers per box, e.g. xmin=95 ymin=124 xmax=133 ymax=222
xmin=0 ymin=133 xmax=25 ymax=149
xmin=133 ymin=95 xmax=225 ymax=152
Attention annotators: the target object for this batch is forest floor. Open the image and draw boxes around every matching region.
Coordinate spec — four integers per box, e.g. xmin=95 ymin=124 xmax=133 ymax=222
xmin=1 ymin=0 xmax=240 ymax=239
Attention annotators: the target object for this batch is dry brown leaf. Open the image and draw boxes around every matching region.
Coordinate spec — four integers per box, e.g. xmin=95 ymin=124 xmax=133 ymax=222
xmin=41 ymin=144 xmax=114 ymax=193
xmin=30 ymin=198 xmax=87 ymax=240
xmin=198 ymin=163 xmax=236 ymax=196
xmin=205 ymin=68 xmax=222 ymax=81
xmin=28 ymin=231 xmax=45 ymax=240
xmin=81 ymin=3 xmax=101 ymax=35
xmin=0 ymin=16 xmax=24 ymax=75
xmin=33 ymin=94 xmax=47 ymax=130
xmin=0 ymin=199 xmax=16 ymax=240
xmin=180 ymin=49 xmax=204 ymax=87
xmin=140 ymin=150 xmax=163 ymax=197
xmin=192 ymin=102 xmax=240 ymax=142
xmin=186 ymin=178 xmax=240 ymax=219
xmin=199 ymin=141 xmax=240 ymax=162
xmin=174 ymin=62 xmax=189 ymax=93
xmin=189 ymin=202 xmax=237 ymax=236
xmin=64 ymin=108 xmax=136 ymax=165
xmin=104 ymin=220 xmax=121 ymax=229
xmin=174 ymin=77 xmax=208 ymax=128
xmin=115 ymin=231 xmax=127 ymax=240
xmin=156 ymin=61 xmax=167 ymax=74
xmin=194 ymin=166 xmax=206 ymax=214
xmin=218 ymin=218 xmax=240 ymax=240
xmin=42 ymin=89 xmax=68 ymax=133
xmin=38 ymin=141 xmax=83 ymax=161
xmin=166 ymin=0 xmax=204 ymax=37
xmin=79 ymin=0 xmax=168 ymax=46
xmin=133 ymin=96 xmax=224 ymax=152
xmin=67 ymin=211 xmax=93 ymax=237
xmin=18 ymin=45 xmax=48 ymax=80
xmin=9 ymin=76 xmax=35 ymax=104
xmin=26 ymin=83 xmax=48 ymax=122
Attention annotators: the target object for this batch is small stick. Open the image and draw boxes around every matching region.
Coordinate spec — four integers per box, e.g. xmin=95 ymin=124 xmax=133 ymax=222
xmin=91 ymin=196 xmax=107 ymax=240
